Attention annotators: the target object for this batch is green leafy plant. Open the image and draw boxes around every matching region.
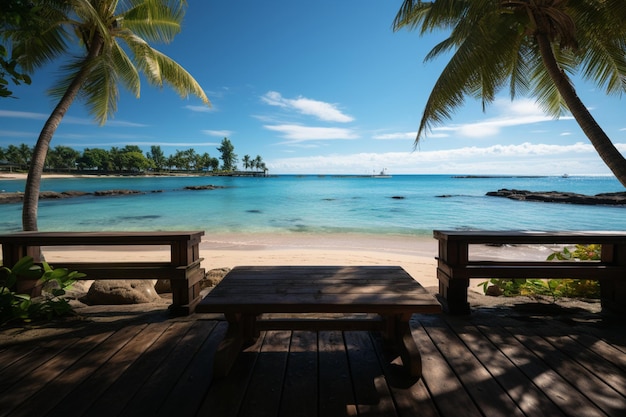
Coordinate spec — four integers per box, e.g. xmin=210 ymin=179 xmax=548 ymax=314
xmin=478 ymin=244 xmax=601 ymax=300
xmin=546 ymin=244 xmax=602 ymax=261
xmin=1 ymin=256 xmax=85 ymax=326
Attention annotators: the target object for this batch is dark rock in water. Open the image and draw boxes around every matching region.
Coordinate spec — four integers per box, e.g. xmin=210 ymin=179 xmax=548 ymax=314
xmin=391 ymin=196 xmax=405 ymax=199
xmin=436 ymin=194 xmax=454 ymax=198
xmin=94 ymin=189 xmax=142 ymax=196
xmin=184 ymin=185 xmax=225 ymax=190
xmin=486 ymin=189 xmax=626 ymax=206
xmin=61 ymin=190 xmax=90 ymax=197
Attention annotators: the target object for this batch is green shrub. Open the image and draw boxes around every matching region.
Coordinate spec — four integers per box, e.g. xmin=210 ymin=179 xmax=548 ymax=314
xmin=478 ymin=244 xmax=601 ymax=299
xmin=1 ymin=256 xmax=85 ymax=326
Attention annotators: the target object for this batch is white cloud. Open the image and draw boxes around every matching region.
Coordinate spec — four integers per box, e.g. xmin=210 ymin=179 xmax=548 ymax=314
xmin=267 ymin=141 xmax=615 ymax=175
xmin=264 ymin=124 xmax=359 ymax=141
xmin=202 ymin=129 xmax=233 ymax=137
xmin=0 ymin=130 xmax=36 ymax=138
xmin=185 ymin=105 xmax=215 ymax=113
xmin=0 ymin=110 xmax=147 ymax=127
xmin=261 ymin=91 xmax=354 ymax=123
xmin=372 ymin=132 xmax=416 ymax=140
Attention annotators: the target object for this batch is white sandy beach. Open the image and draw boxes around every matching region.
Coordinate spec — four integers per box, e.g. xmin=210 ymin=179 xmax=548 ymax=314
xmin=34 ymin=232 xmax=559 ymax=294
xmin=37 ymin=233 xmax=441 ymax=288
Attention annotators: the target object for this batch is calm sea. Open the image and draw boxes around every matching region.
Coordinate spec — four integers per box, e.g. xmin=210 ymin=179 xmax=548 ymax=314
xmin=1 ymin=175 xmax=625 ymax=236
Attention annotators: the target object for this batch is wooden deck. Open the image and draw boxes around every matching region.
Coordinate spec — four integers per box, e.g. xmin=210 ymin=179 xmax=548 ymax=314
xmin=1 ymin=303 xmax=625 ymax=417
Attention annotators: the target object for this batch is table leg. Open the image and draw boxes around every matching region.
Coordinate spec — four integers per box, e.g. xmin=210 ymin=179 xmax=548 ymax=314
xmin=382 ymin=314 xmax=422 ymax=378
xmin=213 ymin=313 xmax=259 ymax=378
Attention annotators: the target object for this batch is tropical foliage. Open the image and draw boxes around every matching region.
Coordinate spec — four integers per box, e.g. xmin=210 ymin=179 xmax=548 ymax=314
xmin=4 ymin=0 xmax=210 ymax=231
xmin=0 ymin=0 xmax=36 ymax=98
xmin=217 ymin=138 xmax=238 ymax=171
xmin=1 ymin=142 xmax=264 ymax=174
xmin=1 ymin=256 xmax=84 ymax=326
xmin=393 ymin=0 xmax=626 ymax=186
xmin=478 ymin=244 xmax=602 ymax=299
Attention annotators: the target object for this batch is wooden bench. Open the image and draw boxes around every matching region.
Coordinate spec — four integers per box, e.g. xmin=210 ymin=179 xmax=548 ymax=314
xmin=0 ymin=231 xmax=205 ymax=315
xmin=196 ymin=265 xmax=441 ymax=378
xmin=434 ymin=230 xmax=626 ymax=314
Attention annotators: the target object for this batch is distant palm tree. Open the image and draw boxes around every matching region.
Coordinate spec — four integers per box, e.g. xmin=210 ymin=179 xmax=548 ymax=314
xmin=242 ymin=155 xmax=251 ymax=171
xmin=394 ymin=0 xmax=626 ymax=186
xmin=254 ymin=155 xmax=263 ymax=171
xmin=11 ymin=0 xmax=210 ymax=230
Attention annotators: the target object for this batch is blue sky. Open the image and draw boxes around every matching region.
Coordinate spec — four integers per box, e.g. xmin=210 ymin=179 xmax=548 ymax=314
xmin=1 ymin=0 xmax=625 ymax=176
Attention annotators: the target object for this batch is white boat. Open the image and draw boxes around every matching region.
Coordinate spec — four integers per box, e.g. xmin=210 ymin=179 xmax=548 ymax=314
xmin=372 ymin=169 xmax=391 ymax=178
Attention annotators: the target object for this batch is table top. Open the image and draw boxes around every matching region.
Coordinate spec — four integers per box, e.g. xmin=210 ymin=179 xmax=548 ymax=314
xmin=196 ymin=265 xmax=441 ymax=315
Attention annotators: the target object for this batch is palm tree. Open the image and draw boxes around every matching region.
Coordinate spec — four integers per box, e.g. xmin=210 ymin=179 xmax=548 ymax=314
xmin=11 ymin=0 xmax=210 ymax=230
xmin=242 ymin=155 xmax=251 ymax=171
xmin=393 ymin=0 xmax=626 ymax=186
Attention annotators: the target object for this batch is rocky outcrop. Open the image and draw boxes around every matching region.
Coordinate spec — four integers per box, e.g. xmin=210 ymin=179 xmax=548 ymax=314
xmin=93 ymin=189 xmax=142 ymax=196
xmin=0 ymin=184 xmax=226 ymax=204
xmin=85 ymin=280 xmax=161 ymax=304
xmin=183 ymin=185 xmax=225 ymax=190
xmin=486 ymin=189 xmax=626 ymax=206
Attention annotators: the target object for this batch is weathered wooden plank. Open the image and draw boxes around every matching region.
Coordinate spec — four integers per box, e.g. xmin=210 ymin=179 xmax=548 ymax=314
xmin=7 ymin=324 xmax=144 ymax=417
xmin=344 ymin=331 xmax=398 ymax=417
xmin=410 ymin=320 xmax=484 ymax=417
xmin=198 ymin=293 xmax=440 ymax=309
xmin=210 ymin=283 xmax=427 ymax=294
xmin=116 ymin=320 xmax=217 ymax=417
xmin=510 ymin=326 xmax=626 ymax=417
xmin=433 ymin=230 xmax=626 ymax=244
xmin=46 ymin=322 xmax=171 ymax=417
xmin=572 ymin=332 xmax=626 ymax=373
xmin=0 ymin=332 xmax=112 ymax=417
xmin=0 ymin=335 xmax=79 ymax=395
xmin=155 ymin=321 xmax=225 ymax=417
xmin=477 ymin=324 xmax=606 ymax=417
xmin=441 ymin=315 xmax=567 ymax=417
xmin=84 ymin=321 xmax=198 ymax=417
xmin=424 ymin=317 xmax=527 ymax=417
xmin=237 ymin=330 xmax=291 ymax=417
xmin=0 ymin=343 xmax=39 ymax=375
xmin=278 ymin=331 xmax=318 ymax=417
xmin=318 ymin=331 xmax=358 ymax=417
xmin=541 ymin=331 xmax=626 ymax=397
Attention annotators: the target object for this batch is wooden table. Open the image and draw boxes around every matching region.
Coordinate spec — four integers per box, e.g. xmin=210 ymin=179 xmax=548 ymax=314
xmin=196 ymin=265 xmax=441 ymax=378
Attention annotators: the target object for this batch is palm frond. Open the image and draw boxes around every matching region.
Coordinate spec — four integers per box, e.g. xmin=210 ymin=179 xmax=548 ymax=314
xmin=571 ymin=0 xmax=626 ymax=95
xmin=142 ymin=47 xmax=209 ymax=105
xmin=120 ymin=0 xmax=184 ymax=43
xmin=81 ymin=54 xmax=120 ymax=125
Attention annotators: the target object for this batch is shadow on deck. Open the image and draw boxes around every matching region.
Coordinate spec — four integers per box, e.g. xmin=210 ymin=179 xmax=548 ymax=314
xmin=1 ymin=300 xmax=624 ymax=417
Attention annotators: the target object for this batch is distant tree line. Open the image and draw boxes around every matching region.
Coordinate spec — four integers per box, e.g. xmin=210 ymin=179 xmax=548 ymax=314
xmin=0 ymin=138 xmax=267 ymax=174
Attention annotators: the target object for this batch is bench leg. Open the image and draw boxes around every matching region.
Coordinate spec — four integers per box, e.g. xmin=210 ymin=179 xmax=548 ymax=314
xmin=600 ymin=279 xmax=626 ymax=314
xmin=439 ymin=276 xmax=470 ymax=315
xmin=213 ymin=313 xmax=259 ymax=378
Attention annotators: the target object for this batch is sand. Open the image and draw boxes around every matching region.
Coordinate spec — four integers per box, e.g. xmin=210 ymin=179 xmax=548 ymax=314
xmin=39 ymin=233 xmax=441 ymax=288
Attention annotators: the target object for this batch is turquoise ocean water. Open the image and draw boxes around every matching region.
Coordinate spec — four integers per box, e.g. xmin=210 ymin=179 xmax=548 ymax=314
xmin=1 ymin=175 xmax=625 ymax=236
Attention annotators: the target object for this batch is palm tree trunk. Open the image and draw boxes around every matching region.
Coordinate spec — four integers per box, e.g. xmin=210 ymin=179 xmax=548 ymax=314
xmin=535 ymin=32 xmax=626 ymax=188
xmin=22 ymin=39 xmax=104 ymax=231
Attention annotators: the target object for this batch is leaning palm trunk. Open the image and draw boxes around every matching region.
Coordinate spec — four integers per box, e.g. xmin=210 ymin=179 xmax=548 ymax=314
xmin=22 ymin=39 xmax=104 ymax=231
xmin=536 ymin=33 xmax=626 ymax=187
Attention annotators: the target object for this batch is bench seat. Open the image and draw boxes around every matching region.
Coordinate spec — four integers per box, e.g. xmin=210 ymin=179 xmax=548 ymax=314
xmin=434 ymin=230 xmax=626 ymax=314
